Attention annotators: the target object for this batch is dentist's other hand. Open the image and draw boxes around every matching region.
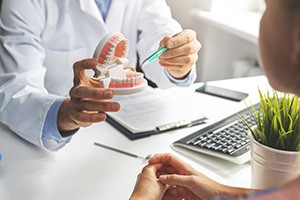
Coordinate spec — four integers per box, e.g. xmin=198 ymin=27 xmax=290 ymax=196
xmin=58 ymin=59 xmax=120 ymax=133
xmin=159 ymin=29 xmax=201 ymax=79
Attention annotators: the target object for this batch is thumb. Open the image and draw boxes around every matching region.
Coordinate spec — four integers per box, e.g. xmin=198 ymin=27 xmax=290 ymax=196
xmin=159 ymin=174 xmax=194 ymax=188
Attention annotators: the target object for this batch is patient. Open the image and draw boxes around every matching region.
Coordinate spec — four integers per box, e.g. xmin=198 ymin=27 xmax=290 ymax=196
xmin=129 ymin=0 xmax=300 ymax=199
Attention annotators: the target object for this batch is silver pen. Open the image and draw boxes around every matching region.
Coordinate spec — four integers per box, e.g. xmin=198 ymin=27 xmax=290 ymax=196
xmin=94 ymin=142 xmax=152 ymax=160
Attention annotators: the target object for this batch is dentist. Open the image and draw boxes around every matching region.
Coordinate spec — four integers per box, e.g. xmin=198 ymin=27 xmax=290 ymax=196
xmin=0 ymin=0 xmax=201 ymax=151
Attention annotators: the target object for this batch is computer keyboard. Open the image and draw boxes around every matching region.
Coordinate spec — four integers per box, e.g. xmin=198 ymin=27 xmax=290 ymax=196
xmin=172 ymin=103 xmax=259 ymax=164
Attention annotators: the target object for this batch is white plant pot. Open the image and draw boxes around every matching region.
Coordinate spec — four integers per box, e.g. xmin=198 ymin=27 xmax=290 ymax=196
xmin=249 ymin=129 xmax=300 ymax=189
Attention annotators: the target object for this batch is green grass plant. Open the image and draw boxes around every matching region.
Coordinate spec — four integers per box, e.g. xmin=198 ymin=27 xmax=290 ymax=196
xmin=243 ymin=89 xmax=300 ymax=151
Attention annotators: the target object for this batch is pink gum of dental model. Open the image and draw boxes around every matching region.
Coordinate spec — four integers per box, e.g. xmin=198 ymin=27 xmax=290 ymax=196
xmin=93 ymin=32 xmax=145 ymax=89
xmin=94 ymin=32 xmax=128 ymax=66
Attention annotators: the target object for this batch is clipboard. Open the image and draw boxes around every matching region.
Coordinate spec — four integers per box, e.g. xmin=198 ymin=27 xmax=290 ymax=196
xmin=106 ymin=115 xmax=156 ymax=140
xmin=106 ymin=87 xmax=207 ymax=140
xmin=107 ymin=114 xmax=207 ymax=140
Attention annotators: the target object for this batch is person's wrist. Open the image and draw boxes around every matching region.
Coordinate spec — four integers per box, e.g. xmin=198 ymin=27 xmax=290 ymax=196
xmin=212 ymin=183 xmax=250 ymax=199
xmin=60 ymin=128 xmax=79 ymax=137
xmin=168 ymin=68 xmax=191 ymax=80
xmin=57 ymin=98 xmax=79 ymax=132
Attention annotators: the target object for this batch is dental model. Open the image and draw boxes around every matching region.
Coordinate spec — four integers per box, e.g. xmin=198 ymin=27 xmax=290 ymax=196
xmin=93 ymin=32 xmax=147 ymax=94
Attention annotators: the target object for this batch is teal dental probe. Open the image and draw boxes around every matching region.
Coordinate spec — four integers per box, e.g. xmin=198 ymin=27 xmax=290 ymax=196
xmin=139 ymin=46 xmax=168 ymax=68
xmin=139 ymin=31 xmax=184 ymax=68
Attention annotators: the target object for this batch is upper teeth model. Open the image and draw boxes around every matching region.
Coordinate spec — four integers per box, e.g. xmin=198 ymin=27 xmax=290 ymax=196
xmin=93 ymin=32 xmax=144 ymax=89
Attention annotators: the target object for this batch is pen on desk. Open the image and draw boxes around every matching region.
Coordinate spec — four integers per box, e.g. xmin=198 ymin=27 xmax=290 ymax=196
xmin=94 ymin=142 xmax=152 ymax=160
xmin=187 ymin=118 xmax=208 ymax=128
xmin=139 ymin=31 xmax=184 ymax=68
xmin=156 ymin=118 xmax=207 ymax=132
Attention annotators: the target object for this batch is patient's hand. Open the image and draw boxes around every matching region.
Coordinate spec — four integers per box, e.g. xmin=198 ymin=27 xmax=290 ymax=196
xmin=150 ymin=153 xmax=252 ymax=200
xmin=130 ymin=163 xmax=167 ymax=200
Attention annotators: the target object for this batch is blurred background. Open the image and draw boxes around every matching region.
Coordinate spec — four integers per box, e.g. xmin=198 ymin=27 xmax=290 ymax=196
xmin=166 ymin=0 xmax=266 ymax=82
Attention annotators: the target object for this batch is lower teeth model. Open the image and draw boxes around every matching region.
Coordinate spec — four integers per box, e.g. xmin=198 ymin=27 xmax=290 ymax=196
xmin=93 ymin=32 xmax=144 ymax=89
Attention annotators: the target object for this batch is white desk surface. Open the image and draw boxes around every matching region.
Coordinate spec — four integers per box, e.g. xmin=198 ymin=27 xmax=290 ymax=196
xmin=0 ymin=76 xmax=270 ymax=200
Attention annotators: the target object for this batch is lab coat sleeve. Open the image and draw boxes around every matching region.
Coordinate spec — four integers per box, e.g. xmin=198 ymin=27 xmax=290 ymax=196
xmin=136 ymin=0 xmax=197 ymax=89
xmin=164 ymin=66 xmax=197 ymax=87
xmin=42 ymin=98 xmax=74 ymax=151
xmin=0 ymin=0 xmax=66 ymax=149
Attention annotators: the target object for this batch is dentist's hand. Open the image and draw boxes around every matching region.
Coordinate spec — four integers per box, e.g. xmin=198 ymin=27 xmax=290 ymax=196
xmin=58 ymin=58 xmax=120 ymax=133
xmin=159 ymin=29 xmax=201 ymax=79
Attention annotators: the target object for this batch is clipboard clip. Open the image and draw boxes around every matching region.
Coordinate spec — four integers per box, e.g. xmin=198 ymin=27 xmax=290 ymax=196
xmin=156 ymin=118 xmax=207 ymax=133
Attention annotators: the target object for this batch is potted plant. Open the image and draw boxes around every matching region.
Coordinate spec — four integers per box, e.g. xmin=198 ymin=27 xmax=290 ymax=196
xmin=242 ymin=89 xmax=300 ymax=189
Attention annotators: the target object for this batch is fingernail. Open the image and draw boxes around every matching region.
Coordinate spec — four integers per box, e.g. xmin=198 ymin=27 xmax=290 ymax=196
xmin=167 ymin=41 xmax=175 ymax=48
xmin=104 ymin=90 xmax=113 ymax=97
xmin=113 ymin=103 xmax=120 ymax=111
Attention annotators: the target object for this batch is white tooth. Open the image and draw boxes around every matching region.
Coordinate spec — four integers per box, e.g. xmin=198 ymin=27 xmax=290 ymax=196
xmin=109 ymin=49 xmax=114 ymax=54
xmin=116 ymin=58 xmax=129 ymax=65
xmin=116 ymin=38 xmax=122 ymax=43
xmin=108 ymin=50 xmax=114 ymax=56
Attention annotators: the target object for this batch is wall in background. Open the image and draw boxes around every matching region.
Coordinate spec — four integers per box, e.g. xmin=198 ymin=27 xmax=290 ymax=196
xmin=166 ymin=0 xmax=211 ymax=28
xmin=166 ymin=0 xmax=264 ymax=82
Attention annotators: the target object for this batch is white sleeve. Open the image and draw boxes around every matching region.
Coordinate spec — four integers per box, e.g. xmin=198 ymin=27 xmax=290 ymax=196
xmin=0 ymin=0 xmax=61 ymax=149
xmin=136 ymin=0 xmax=196 ymax=89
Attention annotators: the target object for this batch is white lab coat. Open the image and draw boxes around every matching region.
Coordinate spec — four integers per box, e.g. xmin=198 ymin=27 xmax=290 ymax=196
xmin=0 ymin=0 xmax=195 ymax=149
